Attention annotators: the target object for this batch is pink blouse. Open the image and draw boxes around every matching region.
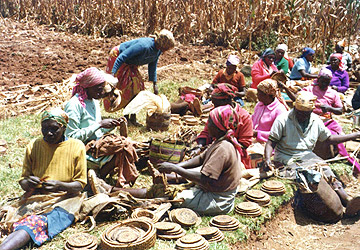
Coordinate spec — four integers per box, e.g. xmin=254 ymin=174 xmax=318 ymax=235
xmin=250 ymin=59 xmax=278 ymax=88
xmin=302 ymin=85 xmax=342 ymax=115
xmin=252 ymin=98 xmax=287 ymax=142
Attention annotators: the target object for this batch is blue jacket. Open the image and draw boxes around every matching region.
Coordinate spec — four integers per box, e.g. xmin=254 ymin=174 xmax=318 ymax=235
xmin=111 ymin=37 xmax=161 ymax=82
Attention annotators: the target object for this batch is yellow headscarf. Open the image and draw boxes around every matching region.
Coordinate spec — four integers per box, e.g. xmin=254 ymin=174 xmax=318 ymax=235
xmin=294 ymin=91 xmax=317 ymax=111
xmin=257 ymin=79 xmax=289 ymax=110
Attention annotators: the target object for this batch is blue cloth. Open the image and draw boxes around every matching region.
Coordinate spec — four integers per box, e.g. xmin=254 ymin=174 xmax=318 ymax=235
xmin=44 ymin=206 xmax=74 ymax=239
xmin=289 ymin=58 xmax=311 ymax=80
xmin=301 ymin=47 xmax=315 ymax=58
xmin=234 ymin=96 xmax=244 ymax=106
xmin=111 ymin=37 xmax=161 ymax=82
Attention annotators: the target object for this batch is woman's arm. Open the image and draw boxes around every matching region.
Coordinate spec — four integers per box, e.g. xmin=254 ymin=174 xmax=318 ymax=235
xmin=299 ymin=69 xmax=317 ymax=79
xmin=158 ymin=162 xmax=202 ymax=183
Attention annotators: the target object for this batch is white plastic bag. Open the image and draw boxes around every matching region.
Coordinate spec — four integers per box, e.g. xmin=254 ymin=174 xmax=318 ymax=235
xmin=123 ymin=91 xmax=171 ymax=116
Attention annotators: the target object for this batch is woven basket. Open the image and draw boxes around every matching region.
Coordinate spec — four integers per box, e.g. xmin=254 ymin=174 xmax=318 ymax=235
xmin=146 ymin=112 xmax=171 ymax=131
xmin=100 ymin=219 xmax=156 ymax=250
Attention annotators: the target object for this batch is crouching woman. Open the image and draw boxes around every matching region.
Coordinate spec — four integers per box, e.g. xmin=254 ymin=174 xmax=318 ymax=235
xmin=158 ymin=105 xmax=242 ymax=215
xmin=0 ymin=109 xmax=87 ymax=250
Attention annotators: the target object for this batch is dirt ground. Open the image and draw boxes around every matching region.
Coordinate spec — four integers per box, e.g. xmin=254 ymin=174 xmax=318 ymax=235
xmin=2 ymin=17 xmax=360 ymax=250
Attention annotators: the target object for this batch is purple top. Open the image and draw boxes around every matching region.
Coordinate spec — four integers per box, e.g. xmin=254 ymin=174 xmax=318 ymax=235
xmin=326 ymin=65 xmax=349 ymax=93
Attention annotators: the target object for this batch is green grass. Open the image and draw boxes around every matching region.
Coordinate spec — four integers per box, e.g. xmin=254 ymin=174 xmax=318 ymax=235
xmin=0 ymin=77 xmax=355 ymax=249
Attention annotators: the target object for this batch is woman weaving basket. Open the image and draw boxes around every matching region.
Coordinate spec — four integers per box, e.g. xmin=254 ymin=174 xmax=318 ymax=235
xmin=158 ymin=105 xmax=243 ymax=215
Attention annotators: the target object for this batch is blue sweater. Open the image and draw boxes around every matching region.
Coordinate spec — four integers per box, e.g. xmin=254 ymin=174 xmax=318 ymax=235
xmin=111 ymin=37 xmax=161 ymax=82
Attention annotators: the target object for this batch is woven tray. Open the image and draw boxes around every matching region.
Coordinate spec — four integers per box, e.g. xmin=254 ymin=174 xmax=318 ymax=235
xmin=100 ymin=219 xmax=156 ymax=250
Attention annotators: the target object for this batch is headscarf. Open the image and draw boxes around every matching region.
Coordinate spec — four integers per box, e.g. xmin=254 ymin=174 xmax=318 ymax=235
xmin=330 ymin=53 xmax=345 ymax=71
xmin=313 ymin=67 xmax=333 ymax=85
xmin=300 ymin=47 xmax=315 ymax=58
xmin=226 ymin=55 xmax=240 ymax=66
xmin=211 ymin=83 xmax=238 ymax=100
xmin=41 ymin=108 xmax=69 ymax=127
xmin=153 ymin=29 xmax=175 ymax=51
xmin=209 ymin=105 xmax=243 ymax=153
xmin=261 ymin=48 xmax=275 ymax=59
xmin=276 ymin=44 xmax=288 ymax=52
xmin=294 ymin=91 xmax=317 ymax=112
xmin=257 ymin=79 xmax=289 ymax=110
xmin=72 ymin=67 xmax=106 ymax=108
xmin=337 ymin=40 xmax=346 ymax=48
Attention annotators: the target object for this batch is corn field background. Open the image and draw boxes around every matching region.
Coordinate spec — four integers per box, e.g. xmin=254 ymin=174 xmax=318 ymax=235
xmin=1 ymin=0 xmax=360 ymax=61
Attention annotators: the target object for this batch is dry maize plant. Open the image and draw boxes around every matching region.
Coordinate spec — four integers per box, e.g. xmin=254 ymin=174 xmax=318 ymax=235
xmin=1 ymin=0 xmax=359 ymax=54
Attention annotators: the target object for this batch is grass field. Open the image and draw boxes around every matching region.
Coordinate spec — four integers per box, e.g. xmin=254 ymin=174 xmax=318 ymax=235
xmin=0 ymin=77 xmax=353 ymax=249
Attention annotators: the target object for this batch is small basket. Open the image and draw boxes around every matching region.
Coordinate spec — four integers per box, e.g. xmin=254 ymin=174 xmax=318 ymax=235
xmin=146 ymin=112 xmax=171 ymax=131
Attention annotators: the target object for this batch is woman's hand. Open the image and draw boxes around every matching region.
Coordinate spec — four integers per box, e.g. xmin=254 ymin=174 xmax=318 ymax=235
xmin=99 ymin=119 xmax=122 ymax=129
xmin=158 ymin=162 xmax=177 ymax=174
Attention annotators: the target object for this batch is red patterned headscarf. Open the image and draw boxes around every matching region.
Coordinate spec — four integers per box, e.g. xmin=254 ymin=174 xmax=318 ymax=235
xmin=330 ymin=53 xmax=345 ymax=71
xmin=72 ymin=67 xmax=105 ymax=108
xmin=209 ymin=105 xmax=243 ymax=153
xmin=211 ymin=83 xmax=238 ymax=100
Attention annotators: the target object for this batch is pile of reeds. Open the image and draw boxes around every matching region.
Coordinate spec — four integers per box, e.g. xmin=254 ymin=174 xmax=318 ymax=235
xmin=0 ymin=75 xmax=74 ymax=119
xmin=1 ymin=0 xmax=359 ymax=60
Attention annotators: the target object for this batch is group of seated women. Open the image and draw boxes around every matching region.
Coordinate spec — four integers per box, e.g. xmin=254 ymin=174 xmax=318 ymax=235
xmin=251 ymin=42 xmax=351 ymax=94
xmin=1 ymin=38 xmax=358 ymax=249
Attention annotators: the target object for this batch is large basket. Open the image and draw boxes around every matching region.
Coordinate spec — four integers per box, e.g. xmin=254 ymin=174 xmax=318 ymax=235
xmin=100 ymin=219 xmax=156 ymax=250
xmin=146 ymin=112 xmax=171 ymax=131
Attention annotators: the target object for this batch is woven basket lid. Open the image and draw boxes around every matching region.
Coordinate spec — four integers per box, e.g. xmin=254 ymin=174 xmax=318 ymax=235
xmin=262 ymin=180 xmax=285 ymax=190
xmin=195 ymin=227 xmax=218 ymax=237
xmin=180 ymin=234 xmax=203 ymax=244
xmin=246 ymin=189 xmax=266 ymax=199
xmin=212 ymin=215 xmax=233 ymax=225
xmin=176 ymin=234 xmax=208 ymax=249
xmin=173 ymin=208 xmax=199 ymax=227
xmin=155 ymin=222 xmax=177 ymax=231
xmin=66 ymin=233 xmax=95 ymax=248
xmin=236 ymin=201 xmax=261 ymax=212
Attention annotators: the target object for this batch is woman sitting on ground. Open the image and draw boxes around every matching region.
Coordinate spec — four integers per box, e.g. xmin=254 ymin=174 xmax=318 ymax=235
xmin=158 ymin=105 xmax=242 ymax=215
xmin=286 ymin=67 xmax=359 ymax=171
xmin=64 ymin=67 xmax=139 ymax=188
xmin=274 ymin=44 xmax=290 ymax=74
xmin=326 ymin=53 xmax=350 ymax=93
xmin=212 ymin=54 xmax=246 ymax=105
xmin=0 ymin=109 xmax=87 ymax=250
xmin=289 ymin=47 xmax=317 ymax=80
xmin=252 ymin=79 xmax=288 ymax=143
xmin=251 ymin=48 xmax=278 ymax=89
xmin=196 ymin=83 xmax=253 ymax=169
